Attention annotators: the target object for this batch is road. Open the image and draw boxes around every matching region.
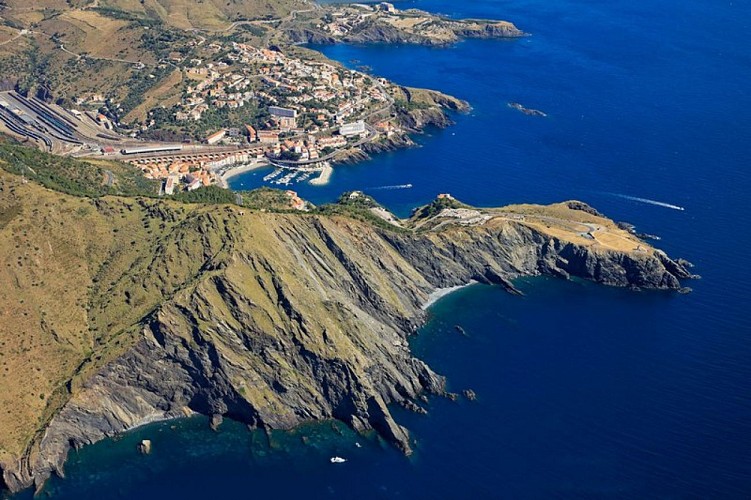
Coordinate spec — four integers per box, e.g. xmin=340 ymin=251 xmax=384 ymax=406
xmin=272 ymin=123 xmax=379 ymax=167
xmin=103 ymin=169 xmax=115 ymax=187
xmin=500 ymin=213 xmax=645 ymax=252
xmin=59 ymin=44 xmax=144 ymax=66
xmin=197 ymin=7 xmax=319 ymax=34
xmin=0 ymin=28 xmax=36 ymax=47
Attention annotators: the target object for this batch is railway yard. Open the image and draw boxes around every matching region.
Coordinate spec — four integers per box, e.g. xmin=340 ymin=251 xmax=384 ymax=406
xmin=0 ymin=90 xmax=139 ymax=155
xmin=0 ymin=90 xmax=265 ymax=190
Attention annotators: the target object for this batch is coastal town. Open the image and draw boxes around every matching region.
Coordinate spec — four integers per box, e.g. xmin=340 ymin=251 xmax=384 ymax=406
xmin=0 ymin=38 xmax=410 ymax=198
xmin=0 ymin=0 xmax=527 ymax=201
xmin=124 ymin=40 xmax=402 ymax=194
xmin=0 ymin=0 xmax=525 ymax=200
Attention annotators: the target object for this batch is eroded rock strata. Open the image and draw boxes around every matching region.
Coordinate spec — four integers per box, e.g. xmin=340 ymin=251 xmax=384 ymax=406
xmin=0 ymin=181 xmax=693 ymax=493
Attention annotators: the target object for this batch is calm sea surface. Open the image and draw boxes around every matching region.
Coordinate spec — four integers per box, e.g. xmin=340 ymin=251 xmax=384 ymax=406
xmin=24 ymin=0 xmax=751 ymax=497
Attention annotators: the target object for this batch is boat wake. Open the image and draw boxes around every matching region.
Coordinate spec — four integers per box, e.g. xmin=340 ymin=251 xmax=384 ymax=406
xmin=368 ymin=183 xmax=413 ymax=190
xmin=606 ymin=193 xmax=685 ymax=211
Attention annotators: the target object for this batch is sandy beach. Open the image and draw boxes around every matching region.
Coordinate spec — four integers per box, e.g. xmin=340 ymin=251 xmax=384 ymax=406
xmin=421 ymin=281 xmax=478 ymax=310
xmin=218 ymin=160 xmax=269 ymax=188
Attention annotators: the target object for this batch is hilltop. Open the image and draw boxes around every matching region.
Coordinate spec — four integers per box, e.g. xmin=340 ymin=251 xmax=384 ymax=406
xmin=0 ymin=144 xmax=695 ymax=494
xmin=0 ymin=0 xmax=310 ymax=31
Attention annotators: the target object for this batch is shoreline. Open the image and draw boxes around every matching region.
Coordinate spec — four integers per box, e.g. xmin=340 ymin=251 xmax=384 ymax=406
xmin=422 ymin=281 xmax=478 ymax=310
xmin=218 ymin=160 xmax=269 ymax=188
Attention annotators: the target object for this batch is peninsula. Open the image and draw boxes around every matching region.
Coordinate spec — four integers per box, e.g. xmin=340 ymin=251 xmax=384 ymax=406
xmin=0 ymin=144 xmax=695 ymax=494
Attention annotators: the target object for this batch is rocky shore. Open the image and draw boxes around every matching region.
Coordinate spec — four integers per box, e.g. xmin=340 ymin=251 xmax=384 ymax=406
xmin=328 ymin=87 xmax=467 ymax=166
xmin=0 ymin=186 xmax=695 ymax=494
xmin=284 ymin=10 xmax=526 ymax=47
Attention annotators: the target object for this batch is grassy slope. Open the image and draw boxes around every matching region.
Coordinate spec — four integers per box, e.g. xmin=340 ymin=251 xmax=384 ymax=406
xmin=0 ymin=142 xmax=231 ymax=461
xmin=0 ymin=140 xmax=161 ymax=197
xmin=0 ymin=166 xmax=242 ymax=462
xmin=2 ymin=0 xmax=308 ymax=30
xmin=0 ymin=140 xmax=655 ymax=469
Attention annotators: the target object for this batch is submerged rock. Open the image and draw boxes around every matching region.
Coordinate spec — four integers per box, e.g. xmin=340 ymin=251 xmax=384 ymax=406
xmin=401 ymin=400 xmax=428 ymax=415
xmin=446 ymin=392 xmax=460 ymax=402
xmin=210 ymin=415 xmax=223 ymax=432
xmin=462 ymin=390 xmax=477 ymax=401
xmin=138 ymin=440 xmax=152 ymax=455
xmin=508 ymin=102 xmax=547 ymax=117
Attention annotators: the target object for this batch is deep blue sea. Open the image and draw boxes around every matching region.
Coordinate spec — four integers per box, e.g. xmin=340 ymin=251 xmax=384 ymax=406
xmin=24 ymin=0 xmax=751 ymax=497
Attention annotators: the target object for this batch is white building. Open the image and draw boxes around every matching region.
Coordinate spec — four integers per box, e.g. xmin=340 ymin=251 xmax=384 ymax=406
xmin=206 ymin=129 xmax=226 ymax=145
xmin=339 ymin=121 xmax=367 ymax=137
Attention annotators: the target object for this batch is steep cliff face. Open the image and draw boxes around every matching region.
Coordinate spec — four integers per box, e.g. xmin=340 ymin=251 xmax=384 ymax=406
xmin=0 ymin=182 xmax=693 ymax=493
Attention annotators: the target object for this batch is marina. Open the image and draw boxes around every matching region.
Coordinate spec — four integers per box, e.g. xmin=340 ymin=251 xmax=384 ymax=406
xmin=260 ymin=161 xmax=333 ymax=187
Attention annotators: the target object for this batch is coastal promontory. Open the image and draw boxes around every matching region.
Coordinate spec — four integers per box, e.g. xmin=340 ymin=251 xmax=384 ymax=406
xmin=0 ymin=157 xmax=693 ymax=494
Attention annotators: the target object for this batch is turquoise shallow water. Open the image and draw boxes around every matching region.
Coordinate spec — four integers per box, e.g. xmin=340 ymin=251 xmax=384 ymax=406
xmin=15 ymin=0 xmax=751 ymax=497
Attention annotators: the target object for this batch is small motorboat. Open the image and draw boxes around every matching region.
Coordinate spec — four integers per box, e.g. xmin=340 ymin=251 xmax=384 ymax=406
xmin=330 ymin=456 xmax=347 ymax=464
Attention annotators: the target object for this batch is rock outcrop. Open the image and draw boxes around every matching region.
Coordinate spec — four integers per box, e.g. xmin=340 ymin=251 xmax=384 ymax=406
xmin=0 ymin=190 xmax=693 ymax=494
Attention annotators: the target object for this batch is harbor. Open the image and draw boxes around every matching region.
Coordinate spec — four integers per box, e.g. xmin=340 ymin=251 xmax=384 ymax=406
xmin=261 ymin=161 xmax=333 ymax=187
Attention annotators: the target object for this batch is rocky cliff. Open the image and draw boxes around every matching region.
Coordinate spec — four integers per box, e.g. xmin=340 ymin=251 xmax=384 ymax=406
xmin=285 ymin=13 xmax=526 ymax=47
xmin=0 ymin=176 xmax=694 ymax=494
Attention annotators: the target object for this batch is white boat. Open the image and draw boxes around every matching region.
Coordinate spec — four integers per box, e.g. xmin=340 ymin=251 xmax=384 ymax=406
xmin=263 ymin=169 xmax=283 ymax=181
xmin=330 ymin=456 xmax=347 ymax=464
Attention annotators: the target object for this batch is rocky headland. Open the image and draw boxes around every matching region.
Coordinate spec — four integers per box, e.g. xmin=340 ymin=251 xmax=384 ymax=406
xmin=284 ymin=6 xmax=526 ymax=47
xmin=0 ymin=169 xmax=695 ymax=494
xmin=330 ymin=86 xmax=469 ymax=165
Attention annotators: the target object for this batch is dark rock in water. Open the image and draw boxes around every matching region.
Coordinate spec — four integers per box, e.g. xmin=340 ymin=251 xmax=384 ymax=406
xmin=446 ymin=392 xmax=459 ymax=402
xmin=462 ymin=389 xmax=477 ymax=401
xmin=210 ymin=414 xmax=223 ymax=431
xmin=331 ymin=422 xmax=344 ymax=436
xmin=617 ymin=221 xmax=661 ymax=241
xmin=636 ymin=232 xmax=661 ymax=241
xmin=454 ymin=324 xmax=468 ymax=336
xmin=137 ymin=439 xmax=152 ymax=455
xmin=479 ymin=266 xmax=523 ymax=295
xmin=508 ymin=102 xmax=547 ymax=117
xmin=677 ymin=258 xmax=695 ymax=269
xmin=401 ymin=400 xmax=428 ymax=415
